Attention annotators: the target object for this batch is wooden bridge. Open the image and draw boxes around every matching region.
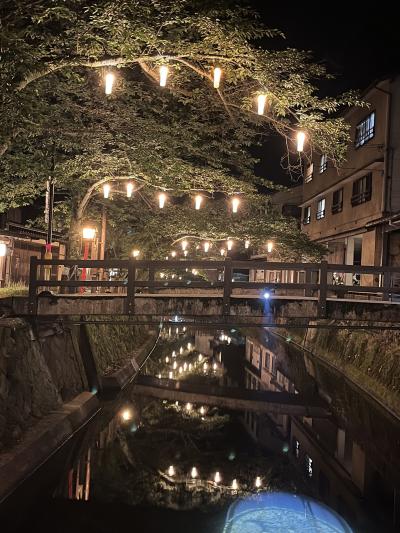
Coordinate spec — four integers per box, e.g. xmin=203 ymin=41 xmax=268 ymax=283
xmin=9 ymin=257 xmax=400 ymax=327
xmin=133 ymin=375 xmax=330 ymax=417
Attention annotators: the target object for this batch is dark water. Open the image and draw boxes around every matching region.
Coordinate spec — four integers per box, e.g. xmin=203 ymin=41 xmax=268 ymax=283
xmin=5 ymin=327 xmax=400 ymax=532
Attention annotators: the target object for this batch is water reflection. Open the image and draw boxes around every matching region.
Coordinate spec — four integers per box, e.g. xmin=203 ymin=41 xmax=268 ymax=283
xmin=11 ymin=325 xmax=400 ymax=532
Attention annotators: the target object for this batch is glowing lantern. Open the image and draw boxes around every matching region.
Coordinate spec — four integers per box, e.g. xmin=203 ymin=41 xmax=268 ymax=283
xmin=191 ymin=467 xmax=198 ymax=479
xmin=187 ymin=342 xmax=192 ymax=350
xmin=198 ymin=354 xmax=203 ymax=362
xmin=181 ymin=240 xmax=188 ymax=251
xmin=132 ymin=249 xmax=140 ymax=258
xmin=220 ymin=248 xmax=226 ymax=256
xmin=213 ymin=67 xmax=222 ymax=89
xmin=159 ymin=65 xmax=168 ymax=87
xmin=173 ymin=361 xmax=177 ymax=369
xmin=297 ymin=130 xmax=306 ymax=152
xmin=214 ymin=471 xmax=221 ymax=484
xmin=204 ymin=241 xmax=210 ymax=253
xmin=171 ymin=251 xmax=177 ymax=258
xmin=168 ymin=465 xmax=175 ymax=476
xmin=227 ymin=239 xmax=233 ymax=251
xmin=180 ymin=347 xmax=183 ymax=354
xmin=158 ymin=192 xmax=166 ymax=208
xmin=185 ymin=402 xmax=192 ymax=412
xmin=184 ymin=250 xmax=188 ymax=257
xmin=245 ymin=240 xmax=250 ymax=249
xmin=232 ymin=479 xmax=239 ymax=490
xmin=126 ymin=182 xmax=134 ymax=198
xmin=121 ymin=409 xmax=132 ymax=422
xmin=165 ymin=356 xmax=170 ymax=363
xmin=255 ymin=476 xmax=262 ymax=488
xmin=82 ymin=227 xmax=96 ymax=240
xmin=257 ymin=94 xmax=267 ymax=115
xmin=168 ymin=371 xmax=173 ymax=379
xmin=267 ymin=241 xmax=273 ymax=253
xmin=231 ymin=197 xmax=240 ymax=213
xmin=200 ymin=406 xmax=206 ymax=415
xmin=105 ymin=72 xmax=115 ymax=95
xmin=195 ymin=195 xmax=203 ymax=210
xmin=103 ymin=183 xmax=111 ymax=198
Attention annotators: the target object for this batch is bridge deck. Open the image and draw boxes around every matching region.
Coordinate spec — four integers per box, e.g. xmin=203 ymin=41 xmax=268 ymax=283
xmin=134 ymin=375 xmax=329 ymax=417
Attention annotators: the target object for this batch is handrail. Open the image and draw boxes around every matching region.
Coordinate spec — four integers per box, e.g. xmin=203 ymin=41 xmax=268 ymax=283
xmin=27 ymin=257 xmax=400 ymax=317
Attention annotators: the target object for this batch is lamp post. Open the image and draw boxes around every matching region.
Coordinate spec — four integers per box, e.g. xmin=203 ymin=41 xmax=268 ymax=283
xmin=81 ymin=227 xmax=96 ymax=293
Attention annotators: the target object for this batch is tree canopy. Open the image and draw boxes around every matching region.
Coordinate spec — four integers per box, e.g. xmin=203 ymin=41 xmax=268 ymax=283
xmin=0 ymin=0 xmax=358 ymax=259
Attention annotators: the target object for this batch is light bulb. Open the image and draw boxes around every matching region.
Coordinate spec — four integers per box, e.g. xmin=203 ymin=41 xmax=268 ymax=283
xmin=126 ymin=182 xmax=134 ymax=198
xmin=183 ymin=362 xmax=187 ymax=371
xmin=255 ymin=476 xmax=262 ymax=488
xmin=179 ymin=366 xmax=183 ymax=374
xmin=105 ymin=72 xmax=115 ymax=95
xmin=121 ymin=409 xmax=132 ymax=422
xmin=191 ymin=467 xmax=198 ymax=479
xmin=220 ymin=248 xmax=226 ymax=256
xmin=103 ymin=183 xmax=111 ymax=198
xmin=173 ymin=361 xmax=177 ymax=369
xmin=245 ymin=240 xmax=250 ymax=249
xmin=159 ymin=65 xmax=168 ymax=87
xmin=231 ymin=197 xmax=240 ymax=213
xmin=184 ymin=250 xmax=188 ymax=257
xmin=198 ymin=354 xmax=203 ymax=362
xmin=213 ymin=67 xmax=222 ymax=89
xmin=195 ymin=195 xmax=203 ymax=210
xmin=204 ymin=241 xmax=210 ymax=253
xmin=297 ymin=130 xmax=306 ymax=152
xmin=181 ymin=240 xmax=188 ymax=251
xmin=171 ymin=251 xmax=176 ymax=258
xmin=168 ymin=371 xmax=173 ymax=379
xmin=132 ymin=249 xmax=140 ymax=258
xmin=214 ymin=471 xmax=221 ymax=484
xmin=267 ymin=241 xmax=273 ymax=253
xmin=232 ymin=479 xmax=239 ymax=490
xmin=168 ymin=465 xmax=175 ymax=476
xmin=186 ymin=402 xmax=192 ymax=411
xmin=187 ymin=342 xmax=192 ymax=350
xmin=227 ymin=239 xmax=233 ymax=251
xmin=257 ymin=93 xmax=267 ymax=115
xmin=165 ymin=356 xmax=170 ymax=363
xmin=158 ymin=192 xmax=166 ymax=208
xmin=180 ymin=347 xmax=183 ymax=354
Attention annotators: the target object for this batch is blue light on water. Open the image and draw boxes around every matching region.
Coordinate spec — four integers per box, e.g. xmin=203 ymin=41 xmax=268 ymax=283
xmin=223 ymin=492 xmax=353 ymax=533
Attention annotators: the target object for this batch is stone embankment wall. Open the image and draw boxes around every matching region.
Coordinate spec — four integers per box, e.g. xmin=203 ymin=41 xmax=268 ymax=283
xmin=0 ymin=317 xmax=154 ymax=451
xmin=289 ymin=324 xmax=400 ymax=416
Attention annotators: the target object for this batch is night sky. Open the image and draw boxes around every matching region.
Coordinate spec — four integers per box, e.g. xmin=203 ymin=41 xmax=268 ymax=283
xmin=250 ymin=2 xmax=399 ymax=184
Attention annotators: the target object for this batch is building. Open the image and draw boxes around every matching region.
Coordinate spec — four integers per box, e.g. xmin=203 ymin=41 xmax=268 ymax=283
xmin=300 ymin=76 xmax=400 ymax=286
xmin=0 ymin=208 xmax=66 ymax=287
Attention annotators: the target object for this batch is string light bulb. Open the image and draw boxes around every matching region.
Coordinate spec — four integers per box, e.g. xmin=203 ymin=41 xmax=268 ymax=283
xmin=103 ymin=183 xmax=111 ymax=199
xmin=220 ymin=248 xmax=226 ymax=256
xmin=158 ymin=192 xmax=166 ymax=208
xmin=168 ymin=465 xmax=175 ymax=476
xmin=126 ymin=182 xmax=134 ymax=198
xmin=232 ymin=479 xmax=239 ymax=490
xmin=171 ymin=251 xmax=177 ymax=258
xmin=159 ymin=65 xmax=168 ymax=87
xmin=204 ymin=241 xmax=210 ymax=253
xmin=213 ymin=67 xmax=222 ymax=89
xmin=297 ymin=130 xmax=306 ymax=152
xmin=245 ymin=240 xmax=250 ymax=249
xmin=267 ymin=241 xmax=273 ymax=253
xmin=214 ymin=471 xmax=221 ymax=484
xmin=255 ymin=476 xmax=262 ymax=488
xmin=195 ymin=195 xmax=203 ymax=210
xmin=181 ymin=240 xmax=188 ymax=251
xmin=191 ymin=466 xmax=198 ymax=479
xmin=227 ymin=239 xmax=233 ymax=251
xmin=105 ymin=72 xmax=115 ymax=95
xmin=184 ymin=250 xmax=188 ymax=257
xmin=231 ymin=197 xmax=240 ymax=213
xmin=257 ymin=94 xmax=267 ymax=115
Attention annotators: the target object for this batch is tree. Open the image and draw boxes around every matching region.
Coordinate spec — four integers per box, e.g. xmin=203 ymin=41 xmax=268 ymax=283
xmin=0 ymin=0 xmax=359 ymax=258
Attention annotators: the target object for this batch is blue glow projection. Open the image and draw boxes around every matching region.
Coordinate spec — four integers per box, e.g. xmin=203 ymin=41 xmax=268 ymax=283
xmin=223 ymin=492 xmax=353 ymax=533
xmin=263 ymin=291 xmax=271 ymax=300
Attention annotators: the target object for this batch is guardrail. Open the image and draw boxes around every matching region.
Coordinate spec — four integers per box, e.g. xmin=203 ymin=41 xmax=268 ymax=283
xmin=28 ymin=257 xmax=400 ymax=317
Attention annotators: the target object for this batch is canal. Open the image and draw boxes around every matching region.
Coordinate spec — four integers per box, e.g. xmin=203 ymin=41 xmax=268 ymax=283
xmin=4 ymin=325 xmax=400 ymax=532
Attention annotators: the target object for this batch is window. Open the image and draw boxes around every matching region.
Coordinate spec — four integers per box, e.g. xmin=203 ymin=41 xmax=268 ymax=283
xmin=305 ymin=454 xmax=313 ymax=478
xmin=264 ymin=352 xmax=270 ymax=371
xmin=303 ymin=206 xmax=311 ymax=225
xmin=351 ymin=173 xmax=372 ymax=206
xmin=332 ymin=188 xmax=343 ymax=214
xmin=355 ymin=111 xmax=375 ymax=148
xmin=304 ymin=163 xmax=313 ymax=183
xmin=316 ymin=198 xmax=326 ymax=220
xmin=319 ymin=154 xmax=328 ymax=173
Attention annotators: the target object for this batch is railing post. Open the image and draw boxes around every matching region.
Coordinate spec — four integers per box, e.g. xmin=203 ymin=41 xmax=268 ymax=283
xmin=149 ymin=264 xmax=155 ymax=293
xmin=305 ymin=268 xmax=312 ymax=297
xmin=126 ymin=257 xmax=136 ymax=315
xmin=28 ymin=255 xmax=38 ymax=315
xmin=318 ymin=260 xmax=328 ymax=317
xmin=223 ymin=257 xmax=232 ymax=316
xmin=382 ymin=268 xmax=391 ymax=301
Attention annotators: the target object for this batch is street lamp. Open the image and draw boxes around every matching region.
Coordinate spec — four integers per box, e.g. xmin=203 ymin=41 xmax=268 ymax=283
xmin=231 ymin=197 xmax=240 ymax=213
xmin=257 ymin=94 xmax=267 ymax=115
xmin=158 ymin=192 xmax=166 ymax=208
xmin=105 ymin=72 xmax=115 ymax=95
xmin=132 ymin=249 xmax=140 ymax=258
xmin=81 ymin=227 xmax=96 ymax=292
xmin=267 ymin=241 xmax=273 ymax=253
xmin=194 ymin=195 xmax=203 ymax=210
xmin=297 ymin=131 xmax=306 ymax=152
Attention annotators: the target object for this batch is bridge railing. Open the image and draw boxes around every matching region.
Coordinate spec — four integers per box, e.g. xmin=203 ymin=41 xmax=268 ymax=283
xmin=28 ymin=257 xmax=400 ymax=316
